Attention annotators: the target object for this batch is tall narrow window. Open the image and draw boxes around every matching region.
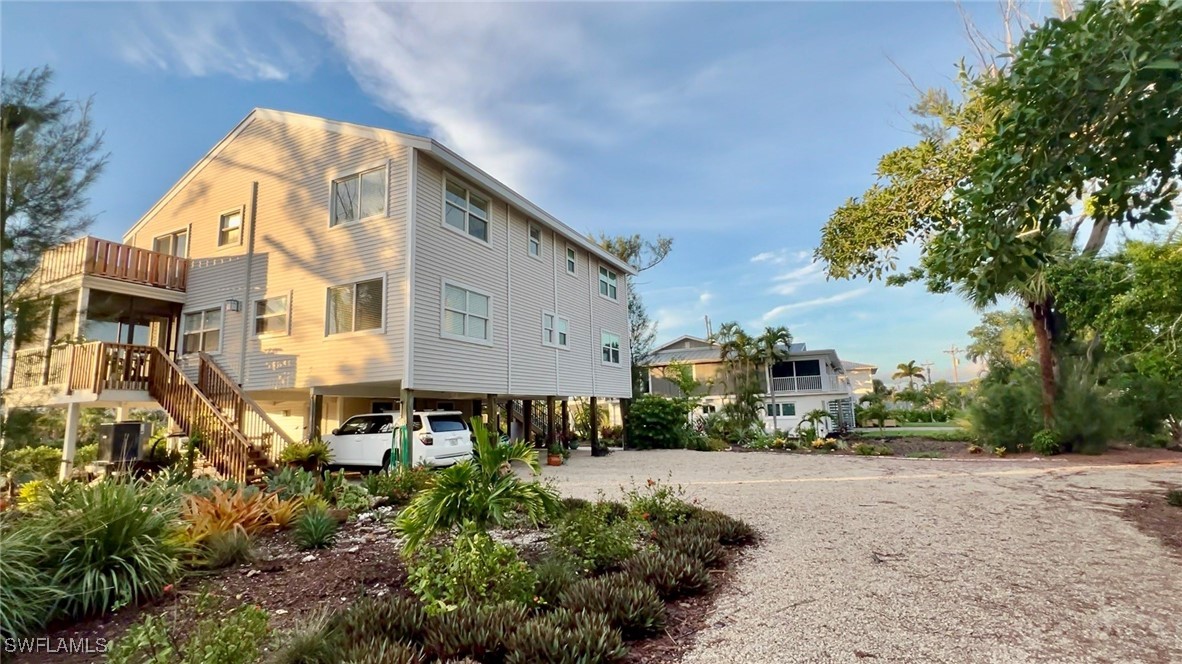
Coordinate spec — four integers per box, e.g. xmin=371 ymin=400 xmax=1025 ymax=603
xmin=153 ymin=229 xmax=188 ymax=257
xmin=254 ymin=295 xmax=290 ymax=336
xmin=528 ymin=225 xmax=542 ymax=257
xmin=327 ymin=278 xmax=384 ymax=335
xmin=182 ymin=308 xmax=221 ymax=354
xmin=601 ymin=331 xmax=621 ymax=365
xmin=444 ymin=180 xmax=490 ymax=242
xmin=443 ymin=283 xmax=491 ymax=342
xmin=599 ymin=266 xmax=618 ymax=300
xmin=218 ymin=210 xmax=242 ymax=247
xmin=566 ymin=247 xmax=576 ymax=274
xmin=331 ymin=166 xmax=387 ymax=226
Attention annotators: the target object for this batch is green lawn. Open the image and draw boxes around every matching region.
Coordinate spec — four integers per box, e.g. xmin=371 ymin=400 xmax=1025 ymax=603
xmin=854 ymin=428 xmax=975 ymax=442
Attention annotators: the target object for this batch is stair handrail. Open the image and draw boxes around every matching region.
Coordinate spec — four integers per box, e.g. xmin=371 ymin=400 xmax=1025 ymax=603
xmin=147 ymin=347 xmax=262 ymax=482
xmin=196 ymin=352 xmax=295 ymax=461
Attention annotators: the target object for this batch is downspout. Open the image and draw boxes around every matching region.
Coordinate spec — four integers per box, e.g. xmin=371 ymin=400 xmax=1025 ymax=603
xmin=404 ymin=150 xmax=417 ymax=391
xmin=237 ymin=181 xmax=259 ymax=385
xmin=506 ymin=203 xmax=513 ymax=395
xmin=552 ymin=228 xmax=560 ymax=396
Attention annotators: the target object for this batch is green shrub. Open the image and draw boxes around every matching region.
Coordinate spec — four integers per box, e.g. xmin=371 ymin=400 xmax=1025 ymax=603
xmin=279 ymin=438 xmax=334 ymax=469
xmin=623 ymin=476 xmax=696 ymax=526
xmin=653 ymin=522 xmax=727 ymax=568
xmin=406 ymin=529 xmax=536 ymax=612
xmin=0 ymin=524 xmax=62 ymax=639
xmin=0 ymin=444 xmax=61 ymax=481
xmin=969 ymin=365 xmax=1043 ymax=451
xmin=600 ymin=500 xmax=630 ymax=523
xmin=75 ymin=443 xmax=99 ymax=468
xmin=622 ymin=548 xmax=711 ymax=600
xmin=181 ymin=604 xmax=269 ymax=664
xmin=423 ymin=601 xmax=529 ymax=662
xmin=294 ymin=507 xmax=337 ymax=550
xmin=363 ymin=465 xmax=434 ymax=507
xmin=853 ymin=443 xmax=893 ymax=456
xmin=533 ymin=552 xmax=581 ymax=606
xmin=200 ymin=528 xmax=253 ymax=569
xmin=1167 ymin=489 xmax=1182 ymax=508
xmin=625 ymin=395 xmax=692 ymax=450
xmin=396 ymin=420 xmax=560 ymax=552
xmin=559 ymin=572 xmax=665 ymax=640
xmin=553 ymin=502 xmax=637 ymax=573
xmin=332 ymin=482 xmax=372 ymax=512
xmin=269 ymin=611 xmax=337 ymax=664
xmin=265 ymin=466 xmax=319 ymax=501
xmin=106 ymin=612 xmax=173 ymax=663
xmin=505 ymin=609 xmax=627 ymax=664
xmin=1052 ymin=359 xmax=1122 ymax=454
xmin=690 ymin=509 xmax=758 ymax=546
xmin=560 ymin=496 xmax=592 ymax=513
xmin=1031 ymin=429 xmax=1060 ymax=456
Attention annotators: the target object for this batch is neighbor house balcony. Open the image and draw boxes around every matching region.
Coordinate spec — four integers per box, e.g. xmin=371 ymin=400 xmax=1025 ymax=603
xmin=5 ymin=341 xmax=155 ymax=407
xmin=28 ymin=236 xmax=189 ymax=294
xmin=770 ymin=375 xmax=829 ymax=393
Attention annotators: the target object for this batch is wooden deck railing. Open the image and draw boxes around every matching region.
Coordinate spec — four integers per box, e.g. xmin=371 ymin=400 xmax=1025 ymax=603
xmin=32 ymin=236 xmax=189 ymax=291
xmin=197 ymin=352 xmax=295 ymax=463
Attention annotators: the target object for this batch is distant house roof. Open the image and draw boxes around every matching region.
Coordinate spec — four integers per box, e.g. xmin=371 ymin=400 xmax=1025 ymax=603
xmin=842 ymin=360 xmax=878 ymax=375
xmin=649 ymin=335 xmax=810 ymax=366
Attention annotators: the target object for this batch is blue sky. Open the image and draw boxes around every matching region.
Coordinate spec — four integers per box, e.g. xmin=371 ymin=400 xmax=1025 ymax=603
xmin=2 ymin=1 xmax=1026 ymax=383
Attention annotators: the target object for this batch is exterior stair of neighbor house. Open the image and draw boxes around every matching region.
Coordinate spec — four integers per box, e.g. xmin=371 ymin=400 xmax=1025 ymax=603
xmin=508 ymin=400 xmax=553 ymax=443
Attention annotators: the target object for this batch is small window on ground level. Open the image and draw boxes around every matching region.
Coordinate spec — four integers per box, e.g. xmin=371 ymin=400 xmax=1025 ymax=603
xmin=153 ymin=229 xmax=188 ymax=257
xmin=372 ymin=400 xmax=399 ymax=414
xmin=254 ymin=295 xmax=289 ymax=336
xmin=599 ymin=266 xmax=618 ymax=300
xmin=327 ymin=278 xmax=384 ymax=335
xmin=566 ymin=247 xmax=577 ymax=274
xmin=182 ymin=308 xmax=221 ymax=354
xmin=444 ymin=179 xmax=490 ymax=242
xmin=528 ymin=225 xmax=542 ymax=257
xmin=219 ymin=210 xmax=243 ymax=247
xmin=765 ymin=403 xmax=796 ymax=417
xmin=331 ymin=167 xmax=387 ymax=226
xmin=601 ymin=331 xmax=621 ymax=364
xmin=443 ymin=283 xmax=491 ymax=342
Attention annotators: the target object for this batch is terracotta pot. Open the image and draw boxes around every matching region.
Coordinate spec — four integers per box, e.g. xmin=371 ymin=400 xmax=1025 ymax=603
xmin=547 ymin=453 xmax=564 ymax=466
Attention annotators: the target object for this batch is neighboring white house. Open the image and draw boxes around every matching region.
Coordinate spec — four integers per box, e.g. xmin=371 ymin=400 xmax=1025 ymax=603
xmin=841 ymin=360 xmax=878 ymax=396
xmin=4 ymin=108 xmax=635 ymax=480
xmin=646 ymin=335 xmax=861 ymax=435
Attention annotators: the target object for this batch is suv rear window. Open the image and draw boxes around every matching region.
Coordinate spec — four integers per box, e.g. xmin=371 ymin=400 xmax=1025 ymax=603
xmin=427 ymin=414 xmax=467 ymax=432
xmin=338 ymin=415 xmax=393 ymax=435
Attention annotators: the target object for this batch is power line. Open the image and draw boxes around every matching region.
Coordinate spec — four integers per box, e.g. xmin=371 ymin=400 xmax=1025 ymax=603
xmin=943 ymin=346 xmax=963 ymax=383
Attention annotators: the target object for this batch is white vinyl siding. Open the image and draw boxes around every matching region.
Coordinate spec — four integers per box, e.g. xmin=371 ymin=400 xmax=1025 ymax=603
xmin=331 ymin=166 xmax=387 ymax=226
xmin=327 ymin=278 xmax=384 ymax=335
xmin=153 ymin=229 xmax=187 ymax=257
xmin=601 ymin=330 xmax=621 ymax=365
xmin=598 ymin=266 xmax=618 ymax=300
xmin=218 ymin=210 xmax=242 ymax=247
xmin=443 ymin=178 xmax=490 ymax=242
xmin=543 ymin=311 xmax=569 ymax=349
xmin=254 ymin=295 xmax=290 ymax=336
xmin=182 ymin=308 xmax=222 ymax=354
xmin=442 ymin=282 xmax=491 ymax=344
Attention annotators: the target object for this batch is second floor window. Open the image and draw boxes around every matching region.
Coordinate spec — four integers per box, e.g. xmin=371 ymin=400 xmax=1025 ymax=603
xmin=599 ymin=266 xmax=618 ymax=300
xmin=182 ymin=308 xmax=221 ymax=354
xmin=327 ymin=278 xmax=383 ymax=335
xmin=443 ymin=283 xmax=490 ymax=342
xmin=566 ymin=247 xmax=576 ymax=274
xmin=444 ymin=180 xmax=490 ymax=242
xmin=601 ymin=331 xmax=621 ymax=365
xmin=543 ymin=312 xmax=569 ymax=348
xmin=528 ymin=225 xmax=542 ymax=257
xmin=153 ymin=229 xmax=187 ymax=257
xmin=254 ymin=295 xmax=289 ymax=336
xmin=219 ymin=210 xmax=242 ymax=247
xmin=331 ymin=167 xmax=386 ymax=227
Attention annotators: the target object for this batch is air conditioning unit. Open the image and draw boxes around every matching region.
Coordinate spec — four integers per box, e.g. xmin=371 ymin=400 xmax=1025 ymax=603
xmin=97 ymin=421 xmax=153 ymax=466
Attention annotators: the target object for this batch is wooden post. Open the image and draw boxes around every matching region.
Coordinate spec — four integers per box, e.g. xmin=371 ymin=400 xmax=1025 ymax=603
xmin=307 ymin=390 xmax=323 ymax=439
xmin=620 ymin=398 xmax=631 ymax=449
xmin=561 ymin=400 xmax=570 ymax=447
xmin=505 ymin=399 xmax=515 ymax=440
xmin=40 ymin=295 xmax=60 ymax=385
xmin=545 ymin=396 xmax=556 ymax=449
xmin=590 ymin=396 xmax=606 ymax=457
xmin=60 ymin=402 xmax=81 ymax=480
xmin=485 ymin=394 xmax=499 ymax=433
xmin=522 ymin=399 xmax=533 ymax=446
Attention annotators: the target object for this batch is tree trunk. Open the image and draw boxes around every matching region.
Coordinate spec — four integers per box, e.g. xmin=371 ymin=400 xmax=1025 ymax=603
xmin=767 ymin=365 xmax=778 ymax=433
xmin=1028 ymin=299 xmax=1056 ymax=428
xmin=1083 ymin=217 xmax=1111 ymax=256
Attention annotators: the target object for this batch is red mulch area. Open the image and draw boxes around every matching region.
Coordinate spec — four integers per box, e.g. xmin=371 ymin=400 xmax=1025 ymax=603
xmin=1121 ymin=486 xmax=1182 ymax=558
xmin=29 ymin=514 xmax=406 ymax=664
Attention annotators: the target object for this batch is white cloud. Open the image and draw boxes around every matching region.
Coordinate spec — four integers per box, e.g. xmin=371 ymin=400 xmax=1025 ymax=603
xmin=750 ymin=250 xmax=781 ymax=263
xmin=760 ymin=288 xmax=869 ymax=322
xmin=699 ymin=291 xmax=714 ymax=304
xmin=766 ymin=260 xmax=825 ymax=295
xmin=118 ymin=5 xmax=312 ymax=81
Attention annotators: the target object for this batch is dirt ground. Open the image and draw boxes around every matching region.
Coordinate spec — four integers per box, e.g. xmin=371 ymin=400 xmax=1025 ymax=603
xmin=544 ymin=447 xmax=1182 ymax=664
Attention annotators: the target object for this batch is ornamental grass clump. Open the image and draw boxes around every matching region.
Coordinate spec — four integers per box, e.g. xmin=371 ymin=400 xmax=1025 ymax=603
xmin=0 ymin=524 xmax=62 ymax=639
xmin=622 ymin=548 xmax=711 ymax=600
xmin=294 ymin=506 xmax=338 ymax=550
xmin=653 ymin=522 xmax=727 ymax=569
xmin=505 ymin=609 xmax=627 ymax=664
xmin=559 ymin=573 xmax=665 ymax=640
xmin=691 ymin=509 xmax=758 ymax=546
xmin=422 ymin=601 xmax=529 ymax=662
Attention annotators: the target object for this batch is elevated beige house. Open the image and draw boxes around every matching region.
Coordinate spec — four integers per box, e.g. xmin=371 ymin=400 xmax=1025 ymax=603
xmin=4 ymin=109 xmax=635 ymax=480
xmin=646 ymin=335 xmax=859 ymax=433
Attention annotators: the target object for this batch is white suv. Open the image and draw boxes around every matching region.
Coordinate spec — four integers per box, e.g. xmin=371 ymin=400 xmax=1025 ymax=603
xmin=323 ymin=411 xmax=473 ymax=468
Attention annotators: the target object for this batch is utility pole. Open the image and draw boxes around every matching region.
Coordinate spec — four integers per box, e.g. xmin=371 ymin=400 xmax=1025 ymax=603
xmin=943 ymin=346 xmax=963 ymax=384
xmin=921 ymin=361 xmax=934 ymax=384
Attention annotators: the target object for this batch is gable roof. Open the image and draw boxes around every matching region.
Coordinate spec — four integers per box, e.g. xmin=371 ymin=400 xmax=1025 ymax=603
xmin=841 ymin=360 xmax=878 ymax=374
xmin=122 ymin=108 xmax=635 ymax=275
xmin=648 ymin=337 xmax=812 ymax=366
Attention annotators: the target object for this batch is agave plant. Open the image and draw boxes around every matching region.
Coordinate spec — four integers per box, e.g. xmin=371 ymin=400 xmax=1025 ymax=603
xmin=396 ymin=418 xmax=561 ymax=551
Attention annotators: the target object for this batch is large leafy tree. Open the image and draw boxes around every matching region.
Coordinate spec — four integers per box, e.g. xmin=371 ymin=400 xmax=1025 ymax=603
xmin=892 ymin=360 xmax=925 ymax=388
xmin=966 ymin=309 xmax=1035 ymax=367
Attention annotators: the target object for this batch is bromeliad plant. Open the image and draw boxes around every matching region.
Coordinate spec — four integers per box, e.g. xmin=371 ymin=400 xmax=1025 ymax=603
xmin=396 ymin=419 xmax=561 ymax=551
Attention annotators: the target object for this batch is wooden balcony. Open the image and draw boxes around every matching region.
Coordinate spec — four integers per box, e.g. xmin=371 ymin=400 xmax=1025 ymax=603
xmin=31 ymin=236 xmax=188 ymax=292
xmin=7 ymin=341 xmax=154 ymax=397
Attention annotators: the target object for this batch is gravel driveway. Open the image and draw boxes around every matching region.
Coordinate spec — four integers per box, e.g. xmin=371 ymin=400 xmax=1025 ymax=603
xmin=542 ymin=450 xmax=1182 ymax=664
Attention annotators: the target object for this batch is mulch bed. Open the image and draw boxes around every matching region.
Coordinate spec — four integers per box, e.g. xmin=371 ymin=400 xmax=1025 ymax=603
xmin=1121 ymin=487 xmax=1182 ymax=558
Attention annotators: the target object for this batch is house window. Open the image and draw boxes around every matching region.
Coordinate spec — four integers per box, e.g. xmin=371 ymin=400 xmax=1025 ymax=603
xmin=218 ymin=210 xmax=242 ymax=247
xmin=543 ymin=312 xmax=569 ymax=348
xmin=182 ymin=308 xmax=221 ymax=354
xmin=598 ymin=266 xmax=618 ymax=300
xmin=444 ymin=179 xmax=490 ymax=242
xmin=566 ymin=247 xmax=577 ymax=274
xmin=766 ymin=403 xmax=796 ymax=417
xmin=331 ymin=167 xmax=387 ymax=227
xmin=254 ymin=295 xmax=289 ymax=336
xmin=601 ymin=331 xmax=621 ymax=365
xmin=327 ymin=278 xmax=384 ymax=335
xmin=528 ymin=225 xmax=542 ymax=258
xmin=153 ymin=229 xmax=187 ymax=257
xmin=443 ymin=282 xmax=491 ymax=342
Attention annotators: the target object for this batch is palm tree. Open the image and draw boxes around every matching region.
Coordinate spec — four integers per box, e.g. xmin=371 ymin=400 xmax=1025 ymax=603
xmin=755 ymin=326 xmax=793 ymax=433
xmin=893 ymin=360 xmax=926 ymax=388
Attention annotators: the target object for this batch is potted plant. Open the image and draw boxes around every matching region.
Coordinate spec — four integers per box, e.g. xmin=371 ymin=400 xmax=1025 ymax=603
xmin=280 ymin=438 xmax=334 ymax=472
xmin=547 ymin=440 xmax=564 ymax=466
